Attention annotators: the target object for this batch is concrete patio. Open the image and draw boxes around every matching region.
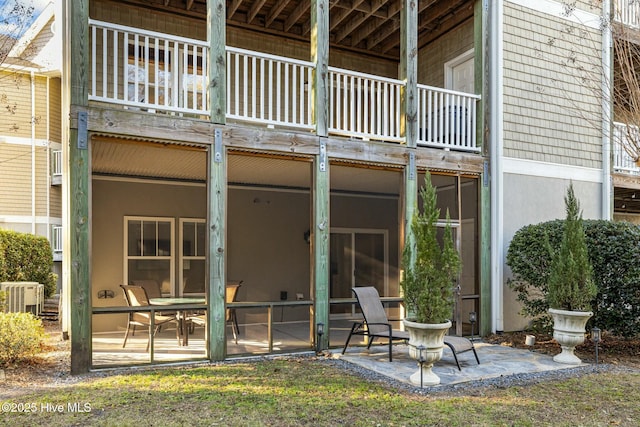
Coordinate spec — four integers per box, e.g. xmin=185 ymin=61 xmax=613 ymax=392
xmin=336 ymin=341 xmax=590 ymax=387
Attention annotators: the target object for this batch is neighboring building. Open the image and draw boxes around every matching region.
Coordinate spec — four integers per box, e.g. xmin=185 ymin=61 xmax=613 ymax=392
xmin=63 ymin=0 xmax=628 ymax=372
xmin=0 ymin=2 xmax=63 ymax=292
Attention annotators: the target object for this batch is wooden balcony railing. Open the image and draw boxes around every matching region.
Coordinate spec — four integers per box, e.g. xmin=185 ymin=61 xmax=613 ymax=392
xmin=614 ymin=1 xmax=640 ymax=29
xmin=88 ymin=20 xmax=481 ymax=152
xmin=227 ymin=47 xmax=314 ymax=130
xmin=614 ymin=122 xmax=640 ymax=175
xmin=328 ymin=67 xmax=404 ymax=142
xmin=417 ymin=84 xmax=480 ymax=152
xmin=89 ymin=19 xmax=209 ymax=116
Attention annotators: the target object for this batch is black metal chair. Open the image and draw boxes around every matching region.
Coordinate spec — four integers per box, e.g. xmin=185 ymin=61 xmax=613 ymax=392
xmin=342 ymin=286 xmax=480 ymax=369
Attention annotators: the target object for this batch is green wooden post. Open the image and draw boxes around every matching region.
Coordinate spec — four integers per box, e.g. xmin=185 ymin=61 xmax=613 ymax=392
xmin=476 ymin=0 xmax=491 ymax=336
xmin=400 ymin=0 xmax=418 ymax=149
xmin=401 ymin=0 xmax=418 ymax=318
xmin=311 ymin=0 xmax=329 ymax=137
xmin=208 ymin=0 xmax=226 ymax=124
xmin=208 ymin=130 xmax=226 ymax=360
xmin=68 ymin=0 xmax=91 ymax=374
xmin=206 ymin=0 xmax=227 ymax=359
xmin=404 ymin=152 xmax=418 ymax=276
xmin=313 ymin=139 xmax=330 ymax=350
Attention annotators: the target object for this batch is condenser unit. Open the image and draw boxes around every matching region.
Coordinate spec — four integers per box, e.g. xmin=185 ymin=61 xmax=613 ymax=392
xmin=0 ymin=282 xmax=44 ymax=315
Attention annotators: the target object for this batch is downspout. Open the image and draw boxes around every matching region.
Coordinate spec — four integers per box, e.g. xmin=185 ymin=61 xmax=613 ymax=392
xmin=31 ymin=71 xmax=36 ymax=234
xmin=46 ymin=76 xmax=51 ymax=240
xmin=602 ymin=0 xmax=612 ymax=220
xmin=489 ymin=0 xmax=504 ymax=333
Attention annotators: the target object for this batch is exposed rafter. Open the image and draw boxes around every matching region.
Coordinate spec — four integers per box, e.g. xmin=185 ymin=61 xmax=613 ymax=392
xmin=111 ymin=0 xmax=474 ymax=61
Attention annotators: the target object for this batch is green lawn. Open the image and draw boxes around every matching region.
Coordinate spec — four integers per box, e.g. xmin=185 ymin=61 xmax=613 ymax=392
xmin=1 ymin=358 xmax=639 ymax=426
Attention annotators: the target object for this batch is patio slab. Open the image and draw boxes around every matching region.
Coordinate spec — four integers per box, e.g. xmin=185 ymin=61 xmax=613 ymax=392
xmin=335 ymin=341 xmax=588 ymax=387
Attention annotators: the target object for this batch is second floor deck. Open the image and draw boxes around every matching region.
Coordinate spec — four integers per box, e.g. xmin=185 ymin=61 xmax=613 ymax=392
xmin=88 ymin=20 xmax=481 ymax=153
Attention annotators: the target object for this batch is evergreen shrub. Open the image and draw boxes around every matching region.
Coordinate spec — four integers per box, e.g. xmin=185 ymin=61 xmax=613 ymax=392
xmin=507 ymin=219 xmax=640 ymax=337
xmin=0 ymin=229 xmax=57 ymax=298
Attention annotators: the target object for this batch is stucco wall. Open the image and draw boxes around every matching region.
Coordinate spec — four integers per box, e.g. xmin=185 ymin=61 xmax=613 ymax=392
xmin=502 ymin=173 xmax=602 ymax=331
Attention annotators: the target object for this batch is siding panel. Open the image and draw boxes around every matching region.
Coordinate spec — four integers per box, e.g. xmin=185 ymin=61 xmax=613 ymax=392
xmin=503 ymin=3 xmax=602 ymax=168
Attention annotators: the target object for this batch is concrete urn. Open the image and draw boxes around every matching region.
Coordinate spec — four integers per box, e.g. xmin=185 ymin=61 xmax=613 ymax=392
xmin=402 ymin=319 xmax=452 ymax=386
xmin=549 ymin=308 xmax=593 ymax=365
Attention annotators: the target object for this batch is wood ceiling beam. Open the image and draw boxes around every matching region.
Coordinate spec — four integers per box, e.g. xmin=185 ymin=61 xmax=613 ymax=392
xmin=266 ymin=0 xmax=292 ymax=27
xmin=336 ymin=0 xmax=386 ymax=45
xmin=227 ymin=0 xmax=243 ymax=20
xmin=247 ymin=0 xmax=268 ymax=24
xmin=367 ymin=18 xmax=399 ymax=50
xmin=330 ymin=5 xmax=355 ymax=31
xmin=284 ymin=1 xmax=310 ymax=32
xmin=418 ymin=0 xmax=467 ymax=32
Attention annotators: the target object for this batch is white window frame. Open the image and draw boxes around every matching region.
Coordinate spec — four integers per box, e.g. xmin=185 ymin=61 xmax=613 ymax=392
xmin=124 ymin=216 xmax=175 ymax=296
xmin=179 ymin=218 xmax=206 ymax=296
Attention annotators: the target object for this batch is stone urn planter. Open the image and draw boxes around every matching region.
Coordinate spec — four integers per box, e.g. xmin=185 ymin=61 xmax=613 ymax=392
xmin=403 ymin=319 xmax=452 ymax=386
xmin=549 ymin=308 xmax=593 ymax=365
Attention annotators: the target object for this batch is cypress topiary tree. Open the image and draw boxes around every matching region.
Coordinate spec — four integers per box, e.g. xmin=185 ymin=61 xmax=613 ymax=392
xmin=547 ymin=183 xmax=597 ymax=311
xmin=401 ymin=172 xmax=461 ymax=323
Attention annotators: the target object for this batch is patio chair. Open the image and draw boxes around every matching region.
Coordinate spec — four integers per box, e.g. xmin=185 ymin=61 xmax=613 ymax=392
xmin=342 ymin=286 xmax=480 ymax=369
xmin=341 ymin=286 xmax=410 ymax=362
xmin=120 ymin=284 xmax=179 ymax=351
xmin=188 ymin=281 xmax=242 ymax=343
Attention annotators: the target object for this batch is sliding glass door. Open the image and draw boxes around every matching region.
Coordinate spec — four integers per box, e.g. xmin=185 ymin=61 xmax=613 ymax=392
xmin=329 ymin=228 xmax=388 ymax=317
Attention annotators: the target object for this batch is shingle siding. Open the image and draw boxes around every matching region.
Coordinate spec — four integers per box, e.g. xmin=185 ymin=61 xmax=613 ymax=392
xmin=503 ymin=2 xmax=602 ymax=169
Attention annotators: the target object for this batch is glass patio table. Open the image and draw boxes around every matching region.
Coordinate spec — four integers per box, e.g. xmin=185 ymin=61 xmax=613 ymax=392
xmin=149 ymin=297 xmax=206 ymax=346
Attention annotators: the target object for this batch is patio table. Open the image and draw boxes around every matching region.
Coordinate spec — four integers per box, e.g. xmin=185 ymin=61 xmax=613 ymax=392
xmin=150 ymin=297 xmax=206 ymax=346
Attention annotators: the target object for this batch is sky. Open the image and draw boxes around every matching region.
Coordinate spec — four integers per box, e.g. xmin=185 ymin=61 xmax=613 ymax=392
xmin=0 ymin=0 xmax=51 ymax=38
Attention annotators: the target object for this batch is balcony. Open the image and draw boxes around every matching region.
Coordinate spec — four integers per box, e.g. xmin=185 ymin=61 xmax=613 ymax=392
xmin=614 ymin=122 xmax=640 ymax=175
xmin=89 ymin=20 xmax=480 ymax=153
xmin=615 ymin=1 xmax=640 ymax=29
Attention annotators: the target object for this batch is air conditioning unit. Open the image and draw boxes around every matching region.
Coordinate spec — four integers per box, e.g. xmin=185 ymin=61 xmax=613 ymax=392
xmin=0 ymin=282 xmax=44 ymax=316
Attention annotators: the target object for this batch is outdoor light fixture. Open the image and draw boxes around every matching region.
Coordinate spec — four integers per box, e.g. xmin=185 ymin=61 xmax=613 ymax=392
xmin=416 ymin=344 xmax=426 ymax=388
xmin=592 ymin=327 xmax=601 ymax=365
xmin=469 ymin=311 xmax=477 ymax=340
xmin=525 ymin=334 xmax=536 ymax=350
xmin=316 ymin=322 xmax=324 ymax=354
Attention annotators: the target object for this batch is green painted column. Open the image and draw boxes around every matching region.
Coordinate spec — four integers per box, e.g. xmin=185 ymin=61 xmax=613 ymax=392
xmin=313 ymin=139 xmax=330 ymax=350
xmin=400 ymin=0 xmax=418 ymax=149
xmin=476 ymin=0 xmax=492 ymax=336
xmin=68 ymin=0 xmax=91 ymax=375
xmin=311 ymin=0 xmax=329 ymax=137
xmin=400 ymin=0 xmax=418 ymax=318
xmin=208 ymin=0 xmax=226 ymax=124
xmin=207 ymin=131 xmax=226 ymax=360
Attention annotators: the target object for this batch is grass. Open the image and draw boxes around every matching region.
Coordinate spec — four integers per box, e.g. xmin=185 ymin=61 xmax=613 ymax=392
xmin=1 ymin=358 xmax=639 ymax=426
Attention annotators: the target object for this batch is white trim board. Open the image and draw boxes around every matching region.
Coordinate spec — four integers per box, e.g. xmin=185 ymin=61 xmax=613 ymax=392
xmin=507 ymin=0 xmax=601 ymax=30
xmin=0 ymin=215 xmax=61 ymax=224
xmin=503 ymin=157 xmax=603 ymax=183
xmin=0 ymin=136 xmax=49 ymax=147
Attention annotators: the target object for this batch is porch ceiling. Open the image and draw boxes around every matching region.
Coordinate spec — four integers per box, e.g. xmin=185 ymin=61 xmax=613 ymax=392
xmin=113 ymin=0 xmax=474 ymax=59
xmin=92 ymin=139 xmax=402 ymax=195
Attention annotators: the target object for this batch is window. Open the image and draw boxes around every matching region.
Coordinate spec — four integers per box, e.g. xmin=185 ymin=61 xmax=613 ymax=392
xmin=179 ymin=218 xmax=206 ymax=295
xmin=125 ymin=217 xmax=175 ymax=296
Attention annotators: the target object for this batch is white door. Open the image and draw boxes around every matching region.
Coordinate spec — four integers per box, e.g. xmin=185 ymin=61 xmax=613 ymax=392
xmin=445 ymin=50 xmax=474 ymax=93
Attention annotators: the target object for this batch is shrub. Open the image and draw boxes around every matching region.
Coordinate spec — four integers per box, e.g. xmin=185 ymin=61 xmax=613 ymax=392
xmin=0 ymin=290 xmax=5 ymax=311
xmin=0 ymin=229 xmax=57 ymax=298
xmin=507 ymin=219 xmax=640 ymax=337
xmin=547 ymin=184 xmax=596 ymax=311
xmin=401 ymin=172 xmax=461 ymax=323
xmin=0 ymin=312 xmax=45 ymax=365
